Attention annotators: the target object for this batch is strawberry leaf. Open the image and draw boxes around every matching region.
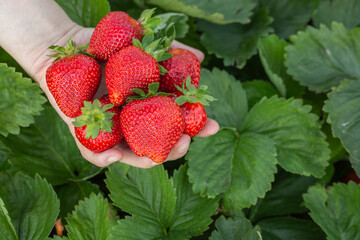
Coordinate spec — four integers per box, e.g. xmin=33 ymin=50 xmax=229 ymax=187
xmin=323 ymin=79 xmax=360 ymax=177
xmin=285 ymin=22 xmax=360 ymax=93
xmin=148 ymin=0 xmax=257 ymax=24
xmin=200 ymin=68 xmax=248 ymax=130
xmin=66 ymin=194 xmax=117 ymax=240
xmin=186 ymin=130 xmax=277 ymax=209
xmin=55 ymin=0 xmax=110 ymax=27
xmin=0 ymin=174 xmax=59 ymax=240
xmin=154 ymin=13 xmax=189 ymax=39
xmin=258 ymin=34 xmax=305 ymax=98
xmin=242 ymin=96 xmax=330 ymax=178
xmin=209 ymin=216 xmax=262 ymax=240
xmin=242 ymin=80 xmax=278 ymax=108
xmin=313 ymin=0 xmax=360 ymax=30
xmin=0 ymin=63 xmax=46 ymax=137
xmin=303 ymin=182 xmax=360 ymax=240
xmin=0 ymin=197 xmax=17 ymax=240
xmin=0 ymin=105 xmax=102 ymax=185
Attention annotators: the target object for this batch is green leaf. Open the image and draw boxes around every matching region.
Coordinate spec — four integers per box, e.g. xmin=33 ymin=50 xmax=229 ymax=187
xmin=258 ymin=35 xmax=305 ymax=98
xmin=198 ymin=8 xmax=272 ymax=68
xmin=148 ymin=0 xmax=257 ymax=24
xmin=0 ymin=197 xmax=18 ymax=240
xmin=106 ymin=163 xmax=176 ymax=230
xmin=259 ymin=0 xmax=319 ymax=38
xmin=313 ymin=0 xmax=360 ymax=30
xmin=169 ymin=164 xmax=218 ymax=237
xmin=210 ymin=216 xmax=262 ymax=240
xmin=66 ymin=193 xmax=117 ymax=240
xmin=154 ymin=13 xmax=189 ymax=38
xmin=258 ymin=217 xmax=325 ymax=240
xmin=0 ymin=63 xmax=46 ymax=137
xmin=0 ymin=174 xmax=59 ymax=240
xmin=187 ymin=130 xmax=277 ymax=209
xmin=242 ymin=80 xmax=278 ymax=108
xmin=248 ymin=170 xmax=317 ymax=222
xmin=285 ymin=22 xmax=360 ymax=92
xmin=0 ymin=105 xmax=101 ymax=186
xmin=56 ymin=181 xmax=101 ymax=220
xmin=56 ymin=0 xmax=110 ymax=27
xmin=200 ymin=68 xmax=248 ymax=130
xmin=110 ymin=216 xmax=164 ymax=240
xmin=323 ymin=79 xmax=360 ymax=176
xmin=303 ymin=182 xmax=360 ymax=240
xmin=242 ymin=96 xmax=330 ymax=178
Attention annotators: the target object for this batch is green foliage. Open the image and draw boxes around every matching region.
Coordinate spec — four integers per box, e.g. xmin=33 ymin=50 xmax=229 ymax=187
xmin=210 ymin=216 xmax=262 ymax=240
xmin=56 ymin=0 xmax=110 ymax=27
xmin=303 ymin=182 xmax=360 ymax=240
xmin=313 ymin=0 xmax=360 ymax=30
xmin=324 ymin=79 xmax=360 ymax=176
xmin=66 ymin=194 xmax=117 ymax=240
xmin=242 ymin=80 xmax=278 ymax=108
xmin=0 ymin=174 xmax=60 ymax=240
xmin=154 ymin=13 xmax=189 ymax=38
xmin=285 ymin=22 xmax=360 ymax=92
xmin=148 ymin=0 xmax=257 ymax=24
xmin=198 ymin=8 xmax=272 ymax=68
xmin=0 ymin=63 xmax=46 ymax=137
xmin=0 ymin=105 xmax=101 ymax=186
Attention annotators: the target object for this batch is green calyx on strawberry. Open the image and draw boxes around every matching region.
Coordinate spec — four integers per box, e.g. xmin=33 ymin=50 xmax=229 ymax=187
xmin=48 ymin=37 xmax=90 ymax=62
xmin=174 ymin=76 xmax=216 ymax=106
xmin=138 ymin=8 xmax=162 ymax=35
xmin=127 ymin=82 xmax=170 ymax=102
xmin=132 ymin=29 xmax=175 ymax=74
xmin=73 ymin=99 xmax=115 ymax=139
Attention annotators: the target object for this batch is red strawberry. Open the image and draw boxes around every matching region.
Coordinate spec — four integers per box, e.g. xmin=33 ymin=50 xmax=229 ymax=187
xmin=46 ymin=38 xmax=101 ymax=118
xmin=172 ymin=77 xmax=216 ymax=137
xmin=73 ymin=96 xmax=123 ymax=153
xmin=120 ymin=84 xmax=184 ymax=163
xmin=105 ymin=46 xmax=160 ymax=106
xmin=87 ymin=9 xmax=161 ymax=61
xmin=105 ymin=32 xmax=173 ymax=106
xmin=160 ymin=48 xmax=200 ymax=93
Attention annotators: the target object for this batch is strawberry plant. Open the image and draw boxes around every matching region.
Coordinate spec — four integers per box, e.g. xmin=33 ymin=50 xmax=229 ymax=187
xmin=1 ymin=0 xmax=360 ymax=239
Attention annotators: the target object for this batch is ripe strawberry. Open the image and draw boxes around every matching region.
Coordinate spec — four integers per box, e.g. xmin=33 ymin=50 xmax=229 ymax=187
xmin=87 ymin=9 xmax=161 ymax=61
xmin=73 ymin=96 xmax=123 ymax=153
xmin=120 ymin=83 xmax=184 ymax=163
xmin=46 ymin=38 xmax=101 ymax=118
xmin=160 ymin=48 xmax=200 ymax=93
xmin=105 ymin=33 xmax=173 ymax=106
xmin=172 ymin=77 xmax=216 ymax=137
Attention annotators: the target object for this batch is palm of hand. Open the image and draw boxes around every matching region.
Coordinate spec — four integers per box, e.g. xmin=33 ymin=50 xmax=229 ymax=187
xmin=36 ymin=27 xmax=219 ymax=168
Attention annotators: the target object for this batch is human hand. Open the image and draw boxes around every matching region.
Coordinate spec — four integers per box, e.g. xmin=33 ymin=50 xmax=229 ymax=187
xmin=33 ymin=27 xmax=219 ymax=168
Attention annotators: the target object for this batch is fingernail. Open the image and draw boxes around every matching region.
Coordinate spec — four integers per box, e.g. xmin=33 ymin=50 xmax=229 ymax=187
xmin=178 ymin=142 xmax=190 ymax=155
xmin=107 ymin=157 xmax=118 ymax=164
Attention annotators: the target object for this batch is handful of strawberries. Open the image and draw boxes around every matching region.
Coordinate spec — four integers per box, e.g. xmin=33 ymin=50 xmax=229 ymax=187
xmin=46 ymin=9 xmax=214 ymax=163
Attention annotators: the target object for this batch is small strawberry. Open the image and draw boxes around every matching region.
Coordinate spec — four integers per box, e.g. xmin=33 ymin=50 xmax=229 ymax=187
xmin=105 ymin=33 xmax=173 ymax=106
xmin=160 ymin=48 xmax=200 ymax=93
xmin=120 ymin=83 xmax=184 ymax=163
xmin=73 ymin=96 xmax=123 ymax=153
xmin=46 ymin=38 xmax=101 ymax=118
xmin=87 ymin=9 xmax=161 ymax=61
xmin=172 ymin=77 xmax=216 ymax=137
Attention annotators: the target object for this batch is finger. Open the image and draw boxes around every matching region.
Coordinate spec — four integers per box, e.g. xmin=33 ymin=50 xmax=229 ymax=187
xmin=113 ymin=142 xmax=156 ymax=168
xmin=196 ymin=118 xmax=220 ymax=137
xmin=171 ymin=40 xmax=204 ymax=63
xmin=166 ymin=134 xmax=191 ymax=161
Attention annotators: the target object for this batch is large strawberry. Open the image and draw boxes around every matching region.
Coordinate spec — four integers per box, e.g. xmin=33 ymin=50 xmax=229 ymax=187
xmin=87 ymin=9 xmax=161 ymax=61
xmin=105 ymin=33 xmax=173 ymax=106
xmin=120 ymin=83 xmax=184 ymax=163
xmin=73 ymin=96 xmax=123 ymax=153
xmin=46 ymin=38 xmax=101 ymax=118
xmin=159 ymin=48 xmax=200 ymax=92
xmin=172 ymin=77 xmax=216 ymax=137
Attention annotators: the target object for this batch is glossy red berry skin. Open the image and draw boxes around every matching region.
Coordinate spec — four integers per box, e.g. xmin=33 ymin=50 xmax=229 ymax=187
xmin=105 ymin=46 xmax=160 ymax=106
xmin=46 ymin=54 xmax=101 ymax=118
xmin=120 ymin=96 xmax=185 ymax=163
xmin=181 ymin=102 xmax=207 ymax=137
xmin=159 ymin=48 xmax=200 ymax=92
xmin=87 ymin=11 xmax=142 ymax=61
xmin=74 ymin=97 xmax=123 ymax=153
